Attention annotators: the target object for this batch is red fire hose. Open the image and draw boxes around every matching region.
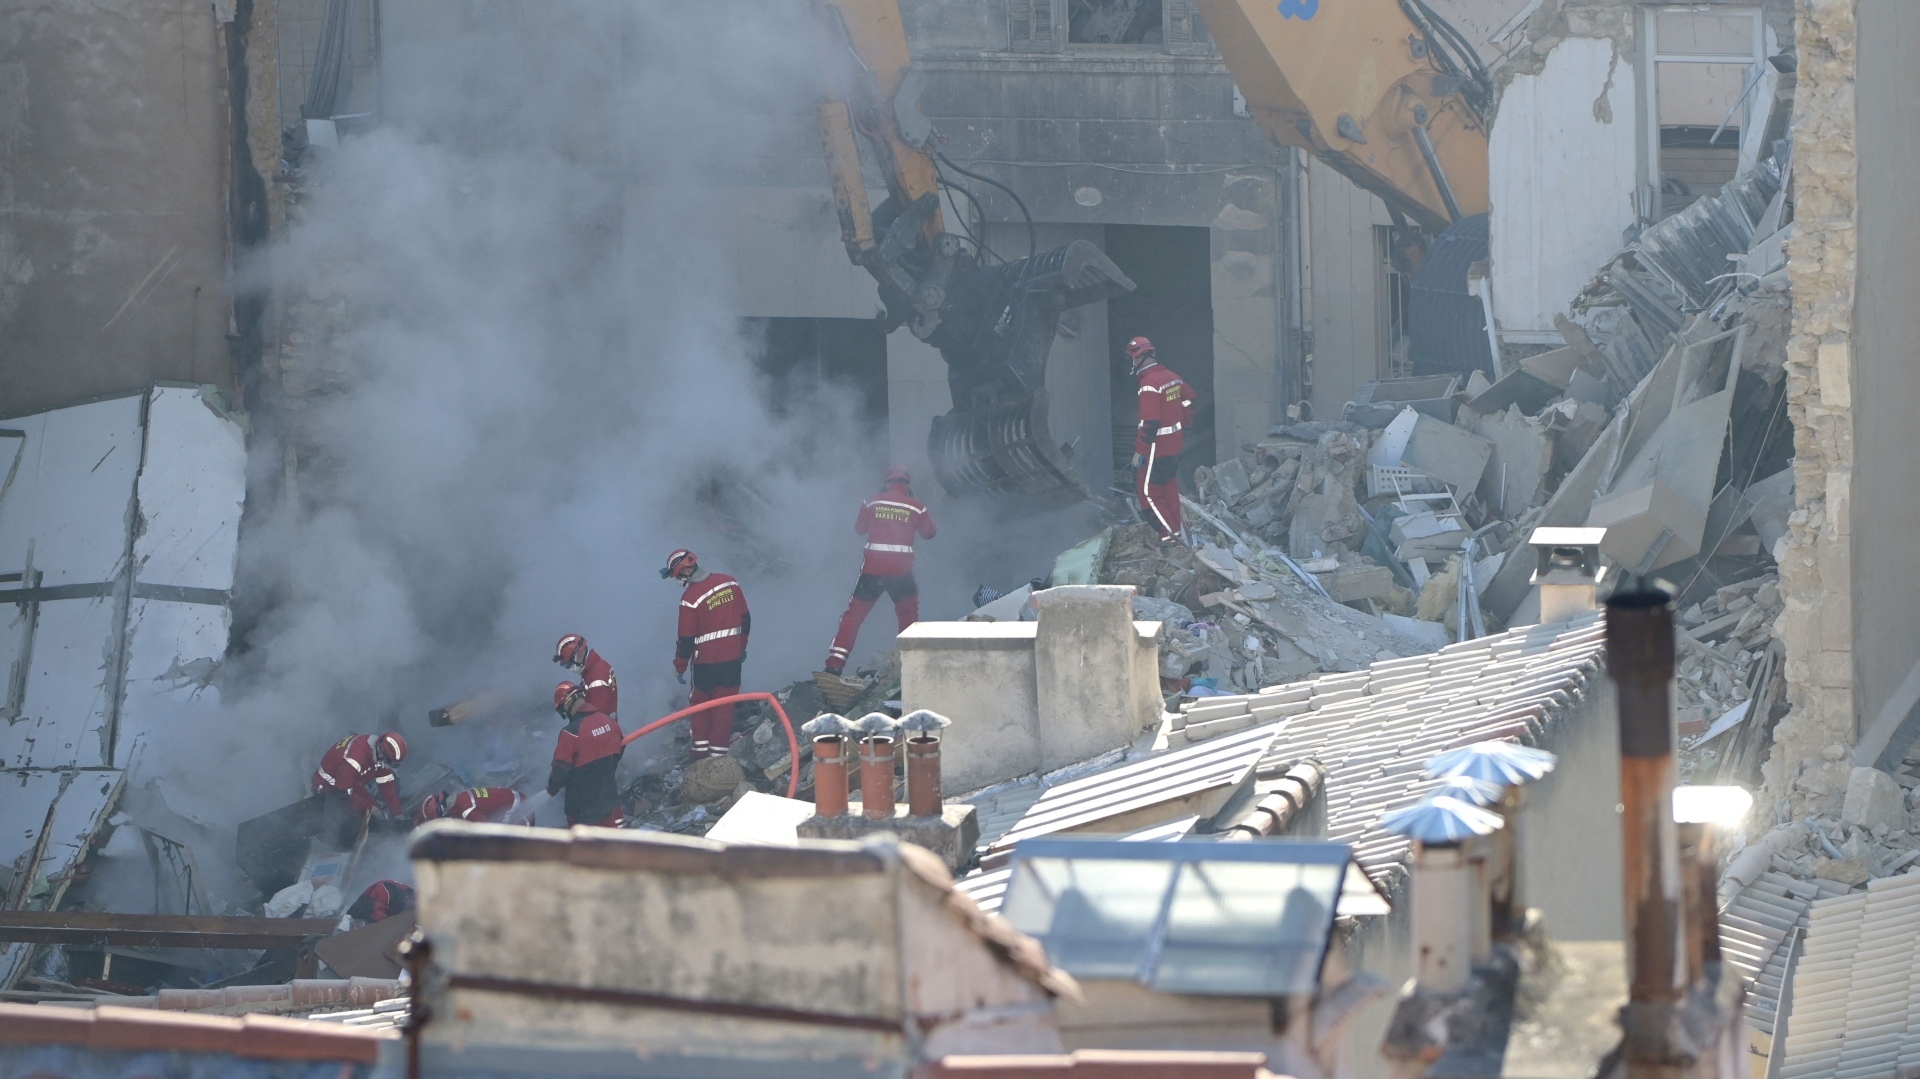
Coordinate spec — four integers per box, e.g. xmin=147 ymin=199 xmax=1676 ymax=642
xmin=620 ymin=692 xmax=802 ymax=799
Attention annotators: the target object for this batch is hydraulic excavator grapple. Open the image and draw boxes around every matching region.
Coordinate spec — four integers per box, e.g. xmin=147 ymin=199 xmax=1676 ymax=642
xmin=810 ymin=0 xmax=1135 ymax=504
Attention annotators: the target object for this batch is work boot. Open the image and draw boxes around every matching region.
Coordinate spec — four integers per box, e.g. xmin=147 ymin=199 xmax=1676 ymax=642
xmin=823 ymin=664 xmax=843 ymax=677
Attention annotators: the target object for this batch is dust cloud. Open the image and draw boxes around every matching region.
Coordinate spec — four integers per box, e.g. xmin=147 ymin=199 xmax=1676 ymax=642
xmin=109 ymin=0 xmax=1099 ymax=911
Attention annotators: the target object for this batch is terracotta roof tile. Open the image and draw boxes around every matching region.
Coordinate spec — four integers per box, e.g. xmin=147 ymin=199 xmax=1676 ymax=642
xmin=0 ymin=1003 xmax=387 ymax=1063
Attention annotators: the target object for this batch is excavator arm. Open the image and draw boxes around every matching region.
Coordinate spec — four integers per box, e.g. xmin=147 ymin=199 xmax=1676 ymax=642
xmin=810 ymin=0 xmax=1137 ymax=503
xmin=1191 ymin=0 xmax=1491 ymax=232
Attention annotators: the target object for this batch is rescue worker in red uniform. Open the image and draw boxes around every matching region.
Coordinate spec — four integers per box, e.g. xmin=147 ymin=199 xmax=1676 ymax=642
xmin=1127 ymin=336 xmax=1193 ymax=544
xmin=824 ymin=465 xmax=937 ymax=675
xmin=553 ymin=633 xmax=618 ymax=719
xmin=662 ymin=549 xmax=750 ymax=759
xmin=416 ymin=786 xmax=524 ymax=826
xmin=310 ymin=732 xmax=407 ymax=819
xmin=548 ymin=681 xmax=625 ymax=827
xmin=345 ymin=880 xmax=415 ymax=924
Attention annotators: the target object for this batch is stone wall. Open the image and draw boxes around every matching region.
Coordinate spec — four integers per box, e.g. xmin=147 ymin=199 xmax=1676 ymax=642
xmin=1761 ymin=0 xmax=1857 ymax=819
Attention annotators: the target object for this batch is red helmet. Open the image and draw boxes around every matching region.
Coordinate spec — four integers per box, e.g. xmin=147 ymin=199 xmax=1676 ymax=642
xmin=660 ymin=549 xmax=698 ymax=581
xmin=375 ymin=732 xmax=407 ymax=765
xmin=1126 ymin=336 xmax=1156 ymax=363
xmin=554 ymin=680 xmax=585 ymax=715
xmin=554 ymin=633 xmax=588 ymax=669
xmin=416 ymin=792 xmax=449 ymax=824
xmin=884 ymin=464 xmax=911 ymax=486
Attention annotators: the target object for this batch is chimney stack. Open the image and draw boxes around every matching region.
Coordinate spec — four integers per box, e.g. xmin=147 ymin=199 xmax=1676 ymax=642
xmin=1606 ymin=582 xmax=1687 ymax=1037
xmin=801 ymin=713 xmax=855 ymax=819
xmin=1382 ymin=795 xmax=1505 ymax=993
xmin=854 ymin=712 xmax=901 ymax=821
xmin=1529 ymin=527 xmax=1607 ymax=624
xmin=899 ymin=710 xmax=952 ymax=817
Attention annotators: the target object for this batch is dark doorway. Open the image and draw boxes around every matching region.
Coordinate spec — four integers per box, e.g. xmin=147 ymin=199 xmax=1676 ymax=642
xmin=744 ymin=316 xmax=889 ymax=438
xmin=1102 ymin=225 xmax=1214 ymax=481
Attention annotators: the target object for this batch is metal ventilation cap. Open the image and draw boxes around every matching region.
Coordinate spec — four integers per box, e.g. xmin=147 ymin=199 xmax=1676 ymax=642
xmin=899 ymin=709 xmax=952 ymax=732
xmin=1423 ymin=741 xmax=1558 ymax=786
xmin=853 ymin=711 xmax=902 ymax=738
xmin=801 ymin=712 xmax=856 ymax=738
xmin=1381 ymin=795 xmax=1505 ymax=844
xmin=1430 ymin=774 xmax=1507 ymax=808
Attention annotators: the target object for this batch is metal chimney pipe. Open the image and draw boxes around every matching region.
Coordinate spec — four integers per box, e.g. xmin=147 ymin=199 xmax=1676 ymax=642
xmin=859 ymin=736 xmax=897 ymax=820
xmin=1606 ymin=584 xmax=1685 ymax=1009
xmin=905 ymin=737 xmax=940 ymax=816
xmin=813 ymin=736 xmax=849 ymax=818
xmin=800 ymin=713 xmax=856 ymax=820
xmin=898 ymin=710 xmax=952 ymax=818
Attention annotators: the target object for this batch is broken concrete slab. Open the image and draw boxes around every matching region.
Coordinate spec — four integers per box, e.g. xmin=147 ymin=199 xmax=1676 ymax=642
xmin=1474 ymin=406 xmax=1553 ymax=518
xmin=1841 ymin=767 xmax=1906 ymax=832
xmin=1585 ymin=327 xmax=1741 ymax=571
xmin=1401 ymin=412 xmax=1495 ymax=494
xmin=1345 ymin=375 xmax=1459 ymax=428
xmin=1314 ymin=562 xmax=1396 ymax=603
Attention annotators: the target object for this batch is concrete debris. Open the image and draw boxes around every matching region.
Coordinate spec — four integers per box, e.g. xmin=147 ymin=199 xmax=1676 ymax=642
xmin=1841 ymin=767 xmax=1905 ymax=833
xmin=1101 ymin=508 xmax=1441 ymax=706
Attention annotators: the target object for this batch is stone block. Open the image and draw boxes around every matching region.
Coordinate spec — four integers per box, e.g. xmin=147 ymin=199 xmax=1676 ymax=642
xmin=796 ymin=804 xmax=980 ymax=873
xmin=1812 ymin=856 xmax=1871 ymax=886
xmin=1841 ymin=766 xmax=1906 ymax=831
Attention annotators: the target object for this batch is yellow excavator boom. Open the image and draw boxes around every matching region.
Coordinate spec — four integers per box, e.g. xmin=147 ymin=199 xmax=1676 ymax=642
xmin=1192 ymin=0 xmax=1490 ymax=231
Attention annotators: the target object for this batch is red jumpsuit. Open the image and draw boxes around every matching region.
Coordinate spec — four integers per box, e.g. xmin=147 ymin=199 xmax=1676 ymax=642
xmin=346 ymin=880 xmax=415 ymax=924
xmin=443 ymin=786 xmax=523 ymax=824
xmin=548 ymin=709 xmax=625 ymax=826
xmin=576 ymin=648 xmax=618 ymax=719
xmin=825 ymin=482 xmax=936 ymax=672
xmin=674 ymin=573 xmax=750 ymax=758
xmin=1133 ymin=359 xmax=1193 ymax=540
xmin=311 ymin=734 xmax=403 ymax=818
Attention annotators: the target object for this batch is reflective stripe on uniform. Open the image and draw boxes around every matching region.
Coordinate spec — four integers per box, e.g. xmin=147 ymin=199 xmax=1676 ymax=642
xmin=695 ymin=627 xmax=742 ymax=644
xmin=1142 ymin=442 xmax=1174 ymax=535
xmin=373 ymin=774 xmax=395 ymax=784
xmin=866 ymin=500 xmax=921 ymax=513
xmin=1156 ymin=423 xmax=1182 ymax=436
xmin=682 ymin=581 xmax=737 ymax=608
xmin=865 ymin=543 xmax=914 ymax=553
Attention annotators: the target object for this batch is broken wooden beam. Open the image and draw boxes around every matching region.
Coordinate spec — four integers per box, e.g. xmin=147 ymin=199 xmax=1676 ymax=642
xmin=0 ymin=912 xmax=336 ymax=950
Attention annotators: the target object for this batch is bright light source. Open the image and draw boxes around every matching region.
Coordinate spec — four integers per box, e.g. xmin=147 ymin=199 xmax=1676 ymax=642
xmin=1671 ymin=785 xmax=1753 ymax=825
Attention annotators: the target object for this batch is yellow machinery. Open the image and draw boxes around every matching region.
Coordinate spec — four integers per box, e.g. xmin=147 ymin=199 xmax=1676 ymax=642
xmin=810 ymin=0 xmax=1137 ymax=503
xmin=1193 ymin=0 xmax=1491 ymax=231
xmin=808 ymin=0 xmax=1493 ymax=499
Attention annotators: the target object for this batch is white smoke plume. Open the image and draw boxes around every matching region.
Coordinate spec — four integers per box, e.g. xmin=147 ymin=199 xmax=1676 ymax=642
xmin=118 ymin=1 xmax=1101 ymax=871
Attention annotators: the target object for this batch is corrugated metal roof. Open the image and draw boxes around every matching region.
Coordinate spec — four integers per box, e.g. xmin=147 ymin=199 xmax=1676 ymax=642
xmin=1780 ymin=872 xmax=1920 ymax=1078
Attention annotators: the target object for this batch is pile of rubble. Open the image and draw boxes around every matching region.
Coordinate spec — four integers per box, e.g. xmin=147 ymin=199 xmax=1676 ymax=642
xmin=1729 ymin=764 xmax=1920 ymax=891
xmin=1675 ymin=573 xmax=1786 ymax=784
xmin=1125 ymin=150 xmax=1800 ymax=728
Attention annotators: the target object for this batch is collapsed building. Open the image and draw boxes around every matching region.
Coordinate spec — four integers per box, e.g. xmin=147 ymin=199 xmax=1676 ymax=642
xmin=1 ymin=0 xmax=1920 ymax=1077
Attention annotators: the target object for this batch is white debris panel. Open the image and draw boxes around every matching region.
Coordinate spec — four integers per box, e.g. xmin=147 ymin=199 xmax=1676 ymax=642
xmin=0 ymin=384 xmax=245 ymax=986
